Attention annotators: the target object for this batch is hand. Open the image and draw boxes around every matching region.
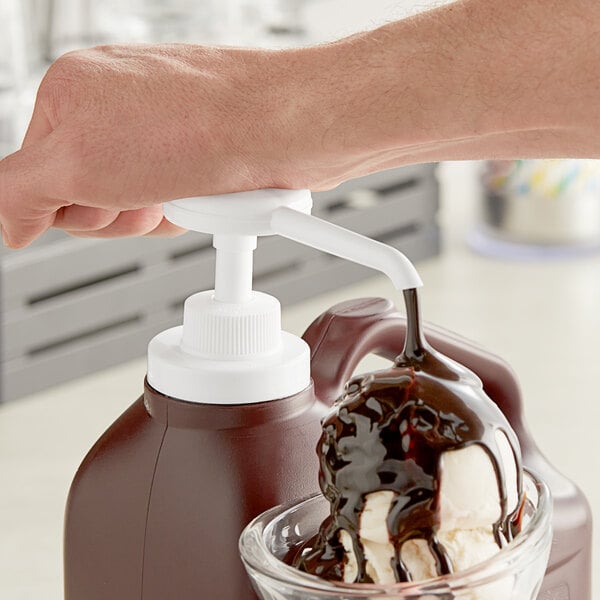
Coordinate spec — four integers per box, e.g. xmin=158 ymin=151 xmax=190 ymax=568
xmin=0 ymin=44 xmax=324 ymax=248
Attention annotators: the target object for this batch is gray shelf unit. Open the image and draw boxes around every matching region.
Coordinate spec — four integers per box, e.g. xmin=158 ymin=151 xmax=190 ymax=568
xmin=0 ymin=164 xmax=440 ymax=402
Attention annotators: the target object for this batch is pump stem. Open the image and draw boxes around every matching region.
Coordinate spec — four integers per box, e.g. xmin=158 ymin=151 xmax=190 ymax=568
xmin=213 ymin=234 xmax=257 ymax=303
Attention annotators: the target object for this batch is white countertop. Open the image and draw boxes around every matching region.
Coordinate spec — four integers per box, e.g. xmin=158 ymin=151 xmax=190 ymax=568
xmin=0 ymin=163 xmax=598 ymax=598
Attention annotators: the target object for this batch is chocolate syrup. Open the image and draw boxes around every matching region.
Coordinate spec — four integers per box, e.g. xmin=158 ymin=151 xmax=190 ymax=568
xmin=294 ymin=289 xmax=524 ymax=583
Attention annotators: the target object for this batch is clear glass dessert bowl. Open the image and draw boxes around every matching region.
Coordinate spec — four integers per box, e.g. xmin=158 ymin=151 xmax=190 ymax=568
xmin=239 ymin=471 xmax=552 ymax=600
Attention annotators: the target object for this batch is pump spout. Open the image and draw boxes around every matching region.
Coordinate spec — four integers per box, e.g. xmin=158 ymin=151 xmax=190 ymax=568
xmin=271 ymin=206 xmax=423 ymax=290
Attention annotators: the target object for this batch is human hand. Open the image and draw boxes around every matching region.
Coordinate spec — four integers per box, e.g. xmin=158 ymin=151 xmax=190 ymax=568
xmin=0 ymin=43 xmax=327 ymax=249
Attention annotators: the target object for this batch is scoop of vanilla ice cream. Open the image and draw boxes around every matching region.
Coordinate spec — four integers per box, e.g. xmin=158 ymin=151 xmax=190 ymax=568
xmin=438 ymin=429 xmax=519 ymax=532
xmin=338 ymin=430 xmax=519 ymax=595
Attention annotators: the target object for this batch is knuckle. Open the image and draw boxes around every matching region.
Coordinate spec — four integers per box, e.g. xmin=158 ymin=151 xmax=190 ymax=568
xmin=43 ymin=51 xmax=90 ymax=88
xmin=88 ymin=210 xmax=118 ymax=231
xmin=72 ymin=210 xmax=116 ymax=232
xmin=132 ymin=210 xmax=164 ymax=236
xmin=49 ymin=49 xmax=92 ymax=74
xmin=37 ymin=51 xmax=94 ymax=123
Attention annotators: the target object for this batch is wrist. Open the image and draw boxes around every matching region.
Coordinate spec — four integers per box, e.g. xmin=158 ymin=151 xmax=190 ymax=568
xmin=261 ymin=13 xmax=468 ymax=188
xmin=256 ymin=39 xmax=409 ymax=190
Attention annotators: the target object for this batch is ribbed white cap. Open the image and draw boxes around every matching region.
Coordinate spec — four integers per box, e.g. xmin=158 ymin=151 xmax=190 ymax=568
xmin=181 ymin=291 xmax=282 ymax=359
xmin=147 ymin=288 xmax=310 ymax=405
xmin=147 ymin=327 xmax=310 ymax=405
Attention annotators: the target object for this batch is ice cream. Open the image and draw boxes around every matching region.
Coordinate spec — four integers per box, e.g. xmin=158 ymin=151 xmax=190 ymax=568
xmin=337 ymin=436 xmax=520 ymax=584
xmin=294 ymin=289 xmax=524 ymax=585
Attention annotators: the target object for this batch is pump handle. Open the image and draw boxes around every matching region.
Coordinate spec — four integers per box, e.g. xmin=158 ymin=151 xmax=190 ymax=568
xmin=164 ymin=190 xmax=423 ymax=292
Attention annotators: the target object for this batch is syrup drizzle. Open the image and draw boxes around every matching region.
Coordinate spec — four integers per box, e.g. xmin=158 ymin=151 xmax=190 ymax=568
xmin=294 ymin=289 xmax=523 ymax=583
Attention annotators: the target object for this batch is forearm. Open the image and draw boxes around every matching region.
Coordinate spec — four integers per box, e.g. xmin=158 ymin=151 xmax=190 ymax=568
xmin=285 ymin=0 xmax=600 ymax=187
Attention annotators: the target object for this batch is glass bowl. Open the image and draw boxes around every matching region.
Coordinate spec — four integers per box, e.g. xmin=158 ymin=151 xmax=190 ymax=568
xmin=240 ymin=470 xmax=552 ymax=600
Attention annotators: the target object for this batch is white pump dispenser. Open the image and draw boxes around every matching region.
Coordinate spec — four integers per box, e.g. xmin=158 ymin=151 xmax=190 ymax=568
xmin=147 ymin=189 xmax=422 ymax=404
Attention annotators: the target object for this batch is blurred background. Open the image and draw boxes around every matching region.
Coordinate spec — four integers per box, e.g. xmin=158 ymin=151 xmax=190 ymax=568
xmin=0 ymin=1 xmax=599 ymax=598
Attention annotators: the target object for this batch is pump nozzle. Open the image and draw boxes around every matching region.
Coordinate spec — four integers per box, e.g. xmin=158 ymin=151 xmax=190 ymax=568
xmin=271 ymin=206 xmax=422 ymax=290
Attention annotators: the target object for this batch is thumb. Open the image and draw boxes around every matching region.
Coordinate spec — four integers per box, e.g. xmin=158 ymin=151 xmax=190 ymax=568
xmin=0 ymin=143 xmax=60 ymax=249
